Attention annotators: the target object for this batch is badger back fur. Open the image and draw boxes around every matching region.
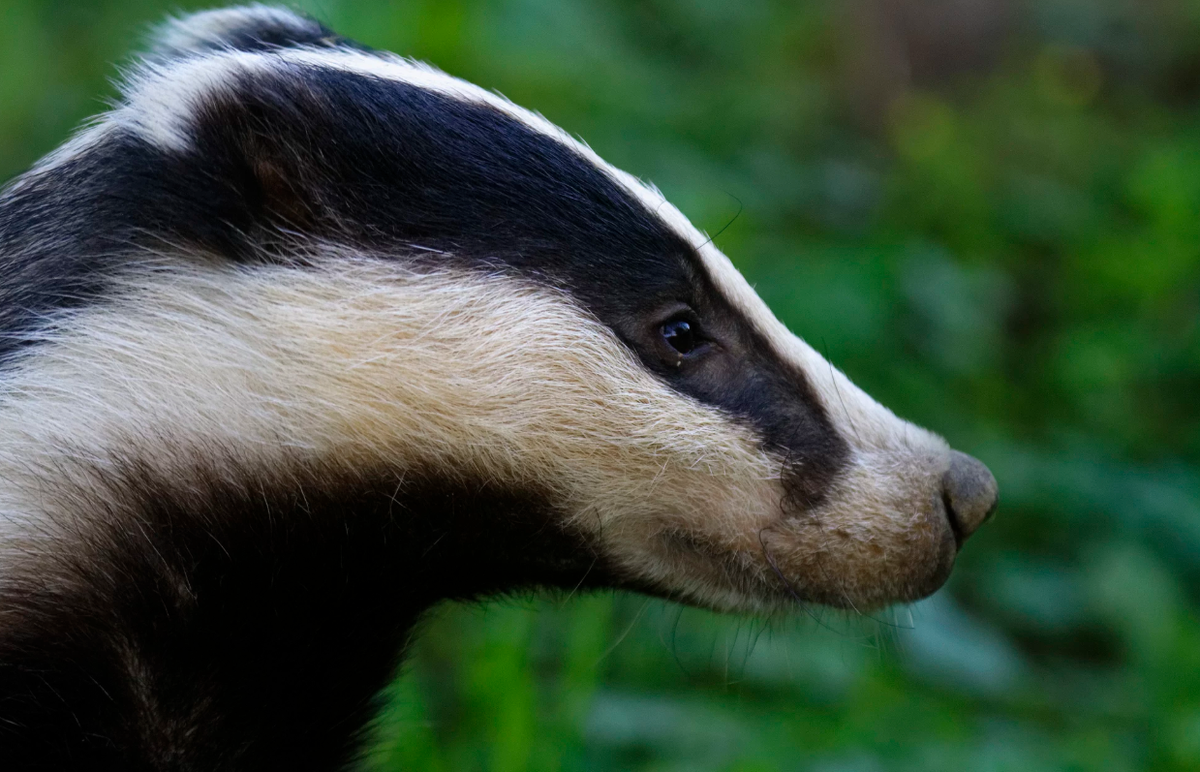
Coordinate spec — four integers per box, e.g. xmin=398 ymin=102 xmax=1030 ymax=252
xmin=0 ymin=7 xmax=998 ymax=770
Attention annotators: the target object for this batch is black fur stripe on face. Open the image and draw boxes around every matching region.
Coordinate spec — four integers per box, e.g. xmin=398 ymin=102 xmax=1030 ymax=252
xmin=0 ymin=53 xmax=848 ymax=499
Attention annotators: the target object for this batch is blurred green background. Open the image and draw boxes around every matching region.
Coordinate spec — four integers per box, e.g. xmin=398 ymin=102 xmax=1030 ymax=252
xmin=3 ymin=0 xmax=1199 ymax=769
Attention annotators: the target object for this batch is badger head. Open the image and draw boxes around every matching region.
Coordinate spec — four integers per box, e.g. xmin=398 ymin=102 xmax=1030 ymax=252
xmin=0 ymin=6 xmax=996 ymax=618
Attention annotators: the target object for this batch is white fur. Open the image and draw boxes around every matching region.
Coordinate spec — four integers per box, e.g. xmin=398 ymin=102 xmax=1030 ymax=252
xmin=154 ymin=5 xmax=327 ymax=56
xmin=0 ymin=253 xmax=953 ymax=610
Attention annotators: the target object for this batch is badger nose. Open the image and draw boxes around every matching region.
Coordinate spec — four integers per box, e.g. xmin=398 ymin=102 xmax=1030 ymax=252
xmin=942 ymin=450 xmax=998 ymax=544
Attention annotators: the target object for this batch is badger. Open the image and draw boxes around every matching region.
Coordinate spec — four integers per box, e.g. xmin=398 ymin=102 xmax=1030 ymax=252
xmin=0 ymin=6 xmax=998 ymax=770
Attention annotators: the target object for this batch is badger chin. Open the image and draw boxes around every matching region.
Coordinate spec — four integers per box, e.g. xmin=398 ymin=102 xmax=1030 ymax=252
xmin=615 ymin=439 xmax=994 ymax=614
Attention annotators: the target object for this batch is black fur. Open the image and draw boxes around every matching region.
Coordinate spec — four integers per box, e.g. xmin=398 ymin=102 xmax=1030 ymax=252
xmin=0 ymin=457 xmax=609 ymax=770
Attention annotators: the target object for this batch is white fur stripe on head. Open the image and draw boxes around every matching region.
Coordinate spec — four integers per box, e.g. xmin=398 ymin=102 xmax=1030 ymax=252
xmin=153 ymin=4 xmax=326 ymax=55
xmin=111 ymin=41 xmax=944 ymax=450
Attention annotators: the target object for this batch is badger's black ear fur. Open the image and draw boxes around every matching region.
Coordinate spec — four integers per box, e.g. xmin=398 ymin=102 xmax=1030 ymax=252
xmin=149 ymin=5 xmax=344 ymax=61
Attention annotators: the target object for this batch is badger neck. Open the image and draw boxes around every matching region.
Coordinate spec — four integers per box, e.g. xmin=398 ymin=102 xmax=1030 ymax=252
xmin=0 ymin=461 xmax=592 ymax=769
xmin=0 ymin=263 xmax=605 ymax=768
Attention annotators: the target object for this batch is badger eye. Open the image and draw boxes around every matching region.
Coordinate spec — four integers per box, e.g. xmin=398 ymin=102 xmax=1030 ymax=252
xmin=661 ymin=319 xmax=697 ymax=355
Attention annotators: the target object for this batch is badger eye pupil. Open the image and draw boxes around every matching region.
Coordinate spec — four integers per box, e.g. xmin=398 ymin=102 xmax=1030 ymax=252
xmin=661 ymin=319 xmax=696 ymax=355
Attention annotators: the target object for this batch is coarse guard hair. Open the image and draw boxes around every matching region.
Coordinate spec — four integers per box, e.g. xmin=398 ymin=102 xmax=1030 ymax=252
xmin=0 ymin=6 xmax=998 ymax=770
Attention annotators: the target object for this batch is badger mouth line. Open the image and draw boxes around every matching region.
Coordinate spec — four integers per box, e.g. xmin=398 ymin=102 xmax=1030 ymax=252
xmin=942 ymin=488 xmax=966 ymax=550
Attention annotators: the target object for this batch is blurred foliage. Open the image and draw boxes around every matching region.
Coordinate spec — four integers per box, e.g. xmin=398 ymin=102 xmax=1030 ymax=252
xmin=2 ymin=0 xmax=1198 ymax=770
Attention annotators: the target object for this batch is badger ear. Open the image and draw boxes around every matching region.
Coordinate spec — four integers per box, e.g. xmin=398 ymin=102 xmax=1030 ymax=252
xmin=149 ymin=5 xmax=345 ymax=62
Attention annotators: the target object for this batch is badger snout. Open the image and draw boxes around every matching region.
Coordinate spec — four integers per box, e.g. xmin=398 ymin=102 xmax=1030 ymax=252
xmin=738 ymin=434 xmax=998 ymax=612
xmin=941 ymin=450 xmax=998 ymax=546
